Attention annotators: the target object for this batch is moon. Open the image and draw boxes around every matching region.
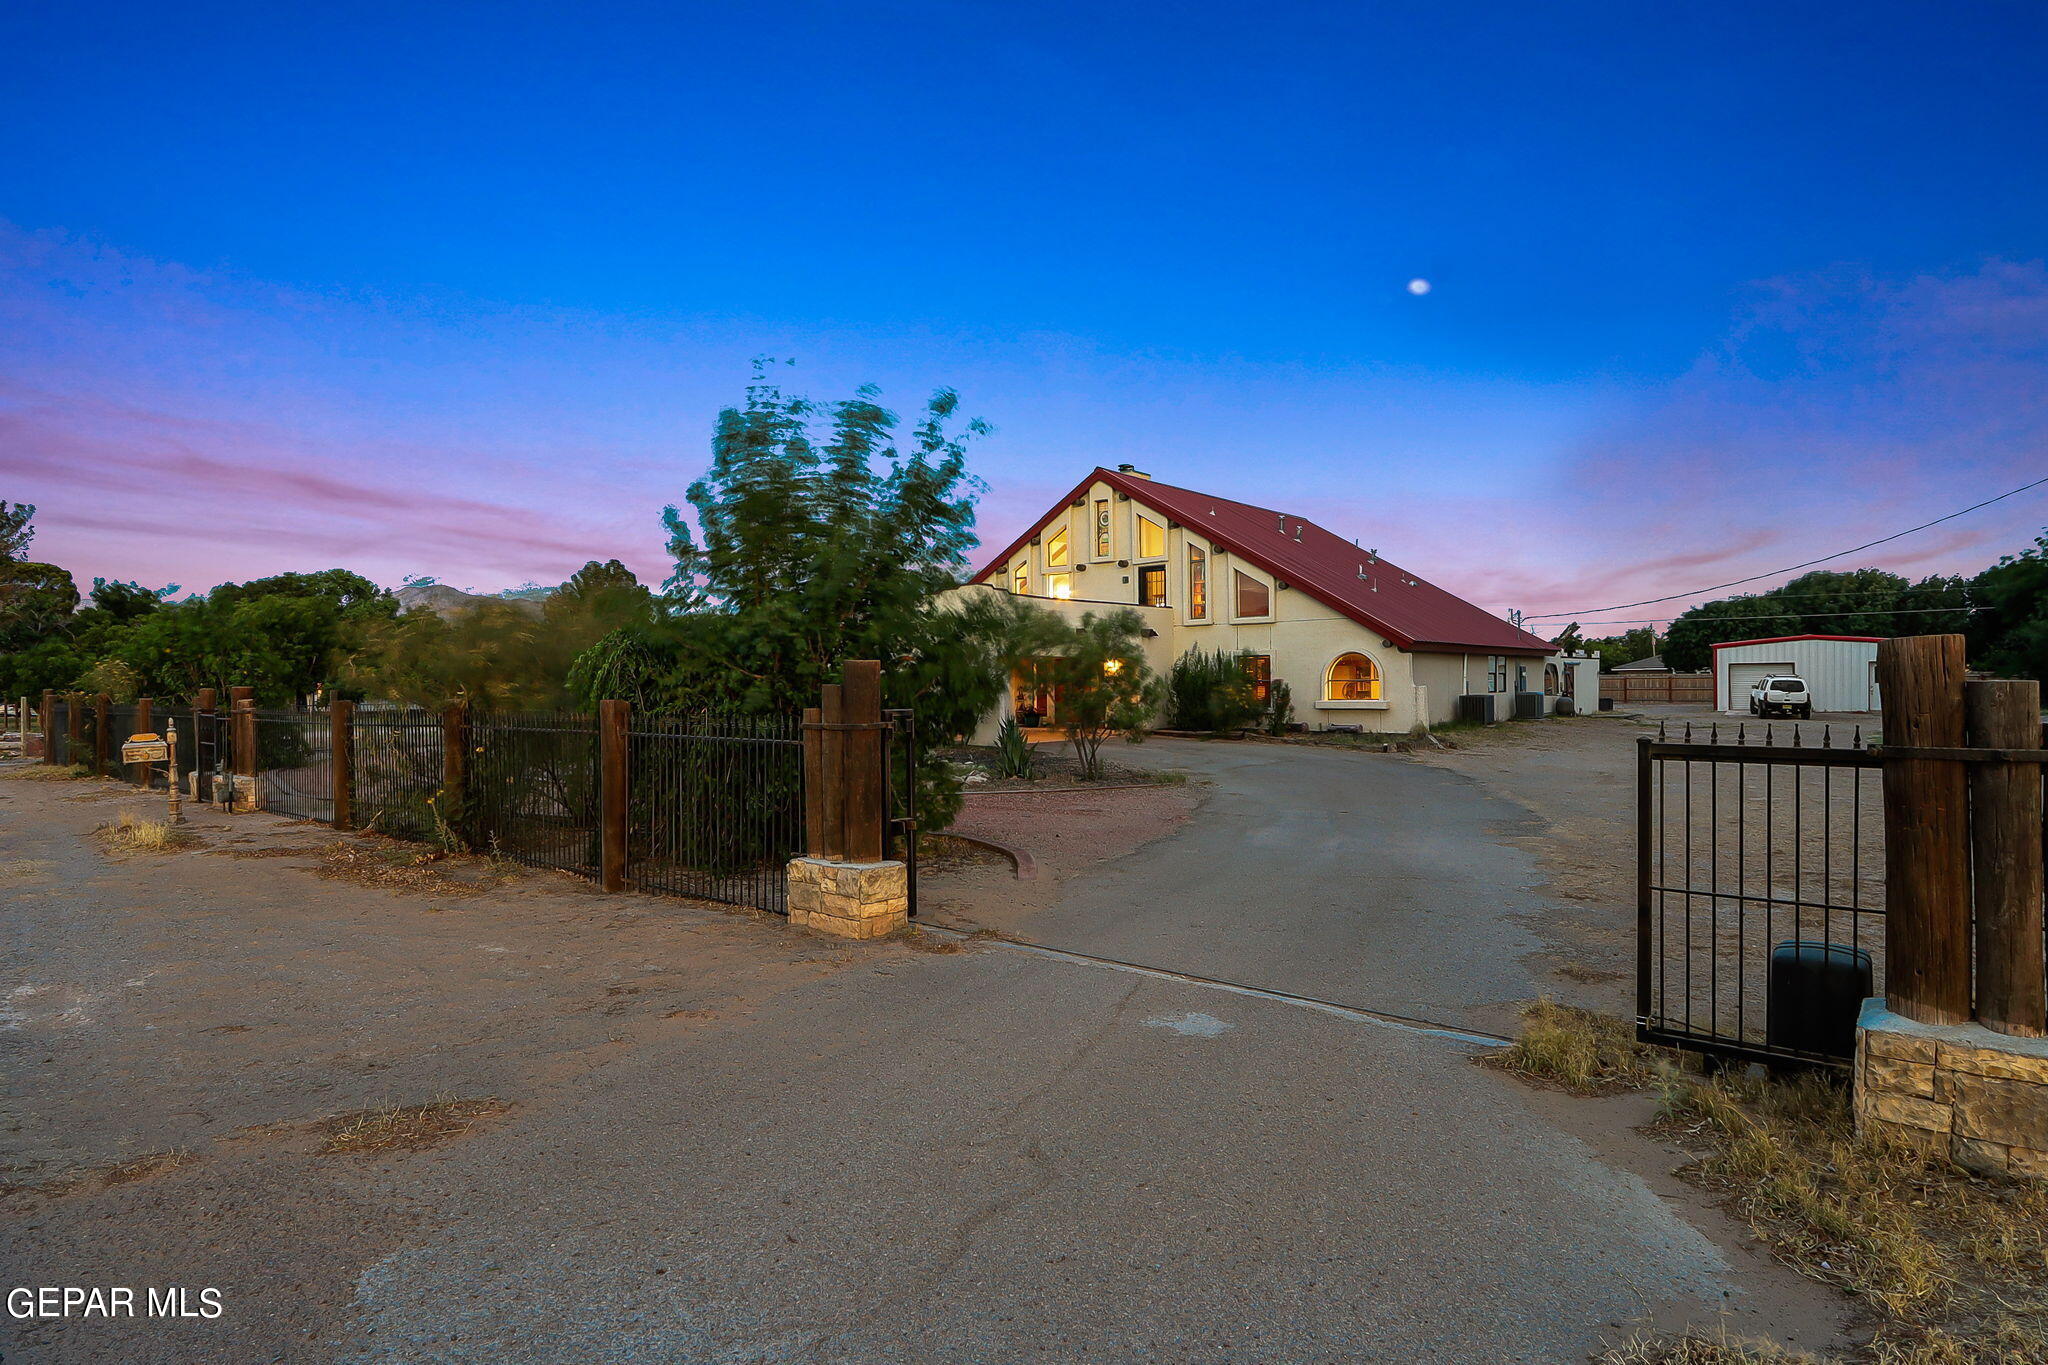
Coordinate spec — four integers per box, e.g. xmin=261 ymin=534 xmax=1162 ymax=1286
xmin=1406 ymin=278 xmax=1432 ymax=296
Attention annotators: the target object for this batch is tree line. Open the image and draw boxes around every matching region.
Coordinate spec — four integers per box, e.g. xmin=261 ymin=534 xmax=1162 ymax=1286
xmin=1548 ymin=550 xmax=2047 ymax=679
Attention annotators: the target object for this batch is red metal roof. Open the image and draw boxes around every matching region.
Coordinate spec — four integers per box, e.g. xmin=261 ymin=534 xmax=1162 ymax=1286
xmin=975 ymin=468 xmax=1555 ymax=655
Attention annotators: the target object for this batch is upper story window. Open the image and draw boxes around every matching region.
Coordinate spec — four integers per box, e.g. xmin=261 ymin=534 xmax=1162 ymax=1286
xmin=1094 ymin=499 xmax=1111 ymax=557
xmin=1188 ymin=545 xmax=1208 ymax=620
xmin=1234 ymin=569 xmax=1270 ymax=618
xmin=1011 ymin=560 xmax=1027 ymax=595
xmin=1137 ymin=514 xmax=1165 ymax=559
xmin=1138 ymin=564 xmax=1167 ymax=608
xmin=1046 ymin=526 xmax=1069 ymax=568
xmin=1326 ymin=653 xmax=1382 ymax=701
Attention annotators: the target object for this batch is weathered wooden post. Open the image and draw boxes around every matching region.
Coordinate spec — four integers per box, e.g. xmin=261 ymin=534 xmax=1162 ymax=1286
xmin=39 ymin=689 xmax=56 ymax=763
xmin=818 ymin=683 xmax=846 ymax=862
xmin=93 ymin=694 xmax=110 ymax=776
xmin=66 ymin=692 xmax=85 ymax=769
xmin=785 ymin=661 xmax=907 ymax=940
xmin=802 ymin=704 xmax=826 ymax=858
xmin=598 ymin=699 xmax=629 ymax=893
xmin=331 ymin=698 xmax=355 ymax=831
xmin=233 ymin=694 xmax=257 ymax=810
xmin=127 ymin=697 xmax=153 ymax=787
xmin=841 ymin=659 xmax=884 ymax=862
xmin=1875 ymin=635 xmax=1972 ymax=1026
xmin=1966 ymin=679 xmax=2045 ymax=1037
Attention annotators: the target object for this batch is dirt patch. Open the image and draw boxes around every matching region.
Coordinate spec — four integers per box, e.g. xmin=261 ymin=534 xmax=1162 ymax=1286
xmin=316 ymin=1098 xmax=513 ymax=1155
xmin=314 ymin=838 xmax=504 ymax=897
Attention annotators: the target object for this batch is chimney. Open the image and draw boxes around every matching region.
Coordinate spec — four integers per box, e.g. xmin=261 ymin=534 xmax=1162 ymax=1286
xmin=1116 ymin=463 xmax=1151 ymax=480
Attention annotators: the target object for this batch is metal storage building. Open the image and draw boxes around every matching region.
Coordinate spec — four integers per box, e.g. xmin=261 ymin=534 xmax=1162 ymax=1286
xmin=1713 ymin=634 xmax=1885 ymax=713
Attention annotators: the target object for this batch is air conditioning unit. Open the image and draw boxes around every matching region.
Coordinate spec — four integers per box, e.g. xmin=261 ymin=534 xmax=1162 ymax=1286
xmin=1513 ymin=691 xmax=1545 ymax=720
xmin=1456 ymin=694 xmax=1495 ymax=724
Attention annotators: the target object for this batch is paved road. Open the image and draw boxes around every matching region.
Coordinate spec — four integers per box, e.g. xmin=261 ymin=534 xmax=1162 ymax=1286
xmin=3 ymin=767 xmax=1847 ymax=1363
xmin=945 ymin=738 xmax=1557 ymax=1034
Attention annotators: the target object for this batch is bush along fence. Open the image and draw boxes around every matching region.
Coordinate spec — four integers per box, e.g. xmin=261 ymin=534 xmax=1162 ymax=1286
xmin=28 ymin=682 xmax=916 ymax=920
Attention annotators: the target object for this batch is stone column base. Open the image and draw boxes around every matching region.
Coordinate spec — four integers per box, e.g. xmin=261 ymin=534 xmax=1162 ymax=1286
xmin=1855 ymin=998 xmax=2048 ymax=1179
xmin=787 ymin=858 xmax=908 ymax=940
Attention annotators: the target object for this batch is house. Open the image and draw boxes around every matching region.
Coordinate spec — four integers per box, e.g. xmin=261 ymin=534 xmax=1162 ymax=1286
xmin=958 ymin=465 xmax=1564 ymax=736
xmin=1610 ymin=654 xmax=1673 ymax=674
xmin=1713 ymin=634 xmax=1885 ymax=714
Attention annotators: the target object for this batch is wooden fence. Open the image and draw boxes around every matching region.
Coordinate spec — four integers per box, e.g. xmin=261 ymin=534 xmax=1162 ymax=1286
xmin=1601 ymin=672 xmax=1713 ymax=705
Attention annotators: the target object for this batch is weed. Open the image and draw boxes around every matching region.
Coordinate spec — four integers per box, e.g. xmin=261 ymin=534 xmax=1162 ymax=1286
xmin=1487 ymin=997 xmax=1672 ymax=1093
xmin=317 ymin=1098 xmax=510 ymax=1155
xmin=5 ymin=764 xmax=94 ymax=781
xmin=95 ymin=812 xmax=198 ymax=853
xmin=1599 ymin=1328 xmax=1827 ymax=1363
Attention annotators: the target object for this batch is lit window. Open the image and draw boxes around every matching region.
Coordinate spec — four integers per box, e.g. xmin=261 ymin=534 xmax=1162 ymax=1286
xmin=1188 ymin=546 xmax=1207 ymax=620
xmin=1245 ymin=654 xmax=1271 ymax=703
xmin=1137 ymin=515 xmax=1165 ymax=558
xmin=1326 ymin=653 xmax=1382 ymax=701
xmin=1094 ymin=500 xmax=1111 ymax=557
xmin=1047 ymin=526 xmax=1069 ymax=568
xmin=1103 ymin=658 xmax=1123 ymax=676
xmin=1048 ymin=573 xmax=1072 ymax=600
xmin=1012 ymin=560 xmax=1027 ymax=595
xmin=1234 ymin=570 xmax=1270 ymax=618
xmin=1138 ymin=564 xmax=1166 ymax=608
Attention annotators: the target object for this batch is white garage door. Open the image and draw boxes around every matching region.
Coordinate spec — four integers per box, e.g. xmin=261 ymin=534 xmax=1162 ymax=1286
xmin=1728 ymin=662 xmax=1793 ymax=710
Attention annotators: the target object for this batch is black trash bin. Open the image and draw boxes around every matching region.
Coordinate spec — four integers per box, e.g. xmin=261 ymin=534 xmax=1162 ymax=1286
xmin=1767 ymin=941 xmax=1874 ymax=1060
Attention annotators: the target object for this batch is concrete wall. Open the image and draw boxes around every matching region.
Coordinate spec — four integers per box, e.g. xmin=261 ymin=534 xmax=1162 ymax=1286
xmin=1713 ymin=637 xmax=1882 ymax=712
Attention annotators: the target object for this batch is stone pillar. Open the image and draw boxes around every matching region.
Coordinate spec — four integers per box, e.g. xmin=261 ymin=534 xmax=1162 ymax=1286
xmin=1855 ymin=998 xmax=2048 ymax=1179
xmin=786 ymin=857 xmax=909 ymax=941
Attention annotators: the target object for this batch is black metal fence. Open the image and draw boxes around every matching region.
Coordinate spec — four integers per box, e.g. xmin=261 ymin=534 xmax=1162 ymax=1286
xmin=1638 ymin=720 xmax=1885 ymax=1067
xmin=469 ymin=710 xmax=600 ymax=877
xmin=349 ymin=706 xmax=447 ymax=841
xmin=626 ymin=711 xmax=802 ymax=911
xmin=252 ymin=709 xmax=334 ymax=822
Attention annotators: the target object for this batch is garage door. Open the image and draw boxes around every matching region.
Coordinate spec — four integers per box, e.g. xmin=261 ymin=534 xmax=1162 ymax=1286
xmin=1727 ymin=662 xmax=1793 ymax=711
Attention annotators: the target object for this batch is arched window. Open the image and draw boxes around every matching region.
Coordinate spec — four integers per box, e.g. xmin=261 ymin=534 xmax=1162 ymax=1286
xmin=1325 ymin=653 xmax=1382 ymax=701
xmin=1543 ymin=663 xmax=1559 ymax=695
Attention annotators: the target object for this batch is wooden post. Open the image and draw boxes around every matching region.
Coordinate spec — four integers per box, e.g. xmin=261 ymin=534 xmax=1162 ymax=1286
xmin=802 ymin=705 xmax=826 ymax=858
xmin=841 ymin=660 xmax=884 ymax=862
xmin=599 ymin=699 xmax=628 ymax=893
xmin=1966 ymin=679 xmax=2045 ymax=1036
xmin=67 ymin=693 xmax=85 ymax=770
xmin=1877 ymin=635 xmax=1972 ymax=1026
xmin=818 ymin=684 xmax=846 ymax=862
xmin=233 ymin=696 xmax=257 ymax=809
xmin=40 ymin=689 xmax=56 ymax=763
xmin=128 ymin=697 xmax=152 ymax=786
xmin=440 ymin=699 xmax=469 ymax=844
xmin=331 ymin=698 xmax=355 ymax=831
xmin=93 ymin=694 xmax=110 ymax=776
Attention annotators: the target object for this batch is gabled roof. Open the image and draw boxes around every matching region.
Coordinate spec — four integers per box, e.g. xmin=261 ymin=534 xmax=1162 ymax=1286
xmin=975 ymin=467 xmax=1555 ymax=655
xmin=1611 ymin=654 xmax=1669 ymax=672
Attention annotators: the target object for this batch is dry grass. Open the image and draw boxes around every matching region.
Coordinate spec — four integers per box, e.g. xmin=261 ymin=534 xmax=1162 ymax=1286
xmin=1658 ymin=1070 xmax=2048 ymax=1362
xmin=0 ymin=858 xmax=54 ymax=880
xmin=894 ymin=926 xmax=964 ymax=953
xmin=317 ymin=1097 xmax=511 ymax=1155
xmin=1497 ymin=1004 xmax=2048 ymax=1361
xmin=95 ymin=812 xmax=199 ymax=853
xmin=1486 ymin=997 xmax=1676 ymax=1094
xmin=98 ymin=1148 xmax=197 ymax=1187
xmin=315 ymin=840 xmax=488 ymax=897
xmin=4 ymin=763 xmax=94 ymax=781
xmin=1600 ymin=1328 xmax=1828 ymax=1363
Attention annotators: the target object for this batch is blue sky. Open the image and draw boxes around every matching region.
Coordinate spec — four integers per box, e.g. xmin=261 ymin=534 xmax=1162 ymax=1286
xmin=4 ymin=1 xmax=2045 ymax=629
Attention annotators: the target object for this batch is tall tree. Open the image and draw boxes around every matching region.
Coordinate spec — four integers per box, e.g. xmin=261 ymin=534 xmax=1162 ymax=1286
xmin=0 ymin=501 xmax=34 ymax=561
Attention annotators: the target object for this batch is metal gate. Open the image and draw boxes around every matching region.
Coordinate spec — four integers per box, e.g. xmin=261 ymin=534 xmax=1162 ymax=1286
xmin=1637 ymin=721 xmax=1884 ymax=1067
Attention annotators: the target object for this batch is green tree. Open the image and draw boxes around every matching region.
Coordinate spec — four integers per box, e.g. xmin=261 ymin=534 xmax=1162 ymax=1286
xmin=1969 ymin=530 xmax=2048 ymax=683
xmin=1047 ymin=609 xmax=1162 ymax=780
xmin=0 ymin=501 xmax=35 ymax=561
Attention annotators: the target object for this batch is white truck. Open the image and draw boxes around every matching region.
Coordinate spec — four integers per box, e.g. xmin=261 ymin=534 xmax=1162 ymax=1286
xmin=1748 ymin=674 xmax=1814 ymax=719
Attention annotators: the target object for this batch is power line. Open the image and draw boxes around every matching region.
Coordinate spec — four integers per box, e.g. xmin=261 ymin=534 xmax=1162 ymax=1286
xmin=1553 ymin=605 xmax=1981 ymax=630
xmin=1522 ymin=473 xmax=2048 ymax=621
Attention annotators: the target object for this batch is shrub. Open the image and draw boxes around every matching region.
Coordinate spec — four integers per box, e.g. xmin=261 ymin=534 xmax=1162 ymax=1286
xmin=1165 ymin=648 xmax=1264 ymax=734
xmin=1263 ymin=679 xmax=1294 ymax=735
xmin=992 ymin=717 xmax=1034 ymax=779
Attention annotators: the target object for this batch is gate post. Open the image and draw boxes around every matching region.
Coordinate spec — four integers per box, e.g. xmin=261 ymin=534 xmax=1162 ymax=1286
xmin=67 ymin=692 xmax=85 ymax=770
xmin=1876 ymin=635 xmax=1971 ymax=1026
xmin=93 ymin=694 xmax=110 ymax=777
xmin=233 ymin=694 xmax=258 ymax=810
xmin=39 ymin=689 xmax=56 ymax=763
xmin=128 ymin=697 xmax=152 ymax=786
xmin=787 ymin=661 xmax=907 ymax=940
xmin=331 ymin=698 xmax=355 ymax=832
xmin=1966 ymin=679 xmax=2045 ymax=1037
xmin=598 ymin=699 xmax=629 ymax=893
